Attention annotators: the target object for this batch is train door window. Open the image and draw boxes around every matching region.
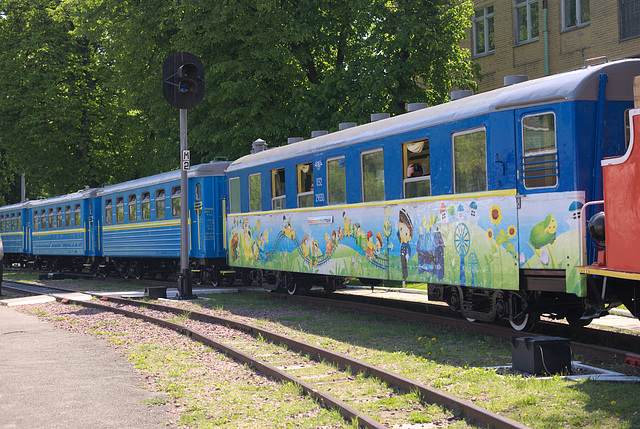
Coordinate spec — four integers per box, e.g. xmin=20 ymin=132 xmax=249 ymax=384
xmin=128 ymin=194 xmax=137 ymax=222
xmin=141 ymin=192 xmax=150 ymax=220
xmin=271 ymin=168 xmax=285 ymax=210
xmin=48 ymin=209 xmax=54 ymax=229
xmin=56 ymin=207 xmax=63 ymax=228
xmin=403 ymin=140 xmax=431 ymax=198
xmin=249 ymin=173 xmax=261 ymax=212
xmin=195 ymin=182 xmax=201 ymax=203
xmin=105 ymin=199 xmax=113 ymax=225
xmin=522 ymin=113 xmax=558 ymax=188
xmin=229 ymin=177 xmax=241 ymax=213
xmin=297 ymin=163 xmax=313 ymax=207
xmin=453 ymin=128 xmax=487 ymax=193
xmin=171 ymin=186 xmax=181 ymax=218
xmin=327 ymin=157 xmax=346 ymax=205
xmin=74 ymin=204 xmax=81 ymax=226
xmin=116 ymin=197 xmax=124 ymax=223
xmin=33 ymin=212 xmax=38 ymax=231
xmin=625 ymin=109 xmax=631 ymax=149
xmin=64 ymin=206 xmax=71 ymax=228
xmin=0 ymin=215 xmax=4 ymax=231
xmin=10 ymin=213 xmax=15 ymax=230
xmin=156 ymin=189 xmax=166 ymax=220
xmin=41 ymin=210 xmax=47 ymax=229
xmin=361 ymin=148 xmax=385 ymax=202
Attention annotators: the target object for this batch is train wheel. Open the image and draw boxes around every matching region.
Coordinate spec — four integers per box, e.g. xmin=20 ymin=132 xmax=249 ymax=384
xmin=566 ymin=310 xmax=592 ymax=328
xmin=241 ymin=270 xmax=253 ymax=286
xmin=509 ymin=311 xmax=538 ymax=331
xmin=284 ymin=274 xmax=297 ymax=295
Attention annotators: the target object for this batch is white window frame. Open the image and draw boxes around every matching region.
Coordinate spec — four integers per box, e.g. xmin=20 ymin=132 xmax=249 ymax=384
xmin=521 ymin=111 xmax=558 ymax=190
xmin=473 ymin=6 xmax=495 ymax=56
xmin=562 ymin=0 xmax=589 ymax=30
xmin=361 ymin=148 xmax=385 ymax=202
xmin=326 ymin=156 xmax=346 ymax=206
xmin=452 ymin=127 xmax=488 ymax=194
xmin=514 ymin=0 xmax=539 ymax=44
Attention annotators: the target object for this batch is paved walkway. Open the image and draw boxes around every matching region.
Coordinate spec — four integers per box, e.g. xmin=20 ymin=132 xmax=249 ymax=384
xmin=0 ymin=306 xmax=172 ymax=429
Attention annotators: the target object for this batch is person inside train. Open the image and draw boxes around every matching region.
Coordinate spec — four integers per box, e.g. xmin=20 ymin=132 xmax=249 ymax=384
xmin=407 ymin=163 xmax=423 ymax=178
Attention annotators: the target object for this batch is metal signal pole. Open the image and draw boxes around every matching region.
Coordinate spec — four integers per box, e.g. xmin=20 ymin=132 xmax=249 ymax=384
xmin=178 ymin=108 xmax=193 ymax=299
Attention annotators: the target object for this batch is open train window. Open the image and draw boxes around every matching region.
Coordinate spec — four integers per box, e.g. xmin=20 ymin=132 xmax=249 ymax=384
xmin=362 ymin=149 xmax=385 ymax=202
xmin=249 ymin=173 xmax=261 ymax=212
xmin=41 ymin=210 xmax=47 ymax=229
xmin=521 ymin=112 xmax=558 ymax=188
xmin=156 ymin=190 xmax=166 ymax=220
xmin=403 ymin=140 xmax=431 ymax=198
xmin=48 ymin=209 xmax=54 ymax=229
xmin=171 ymin=186 xmax=181 ymax=218
xmin=74 ymin=204 xmax=81 ymax=227
xmin=104 ymin=199 xmax=113 ymax=225
xmin=297 ymin=163 xmax=313 ymax=208
xmin=128 ymin=194 xmax=137 ymax=222
xmin=271 ymin=168 xmax=285 ymax=210
xmin=327 ymin=157 xmax=346 ymax=205
xmin=116 ymin=197 xmax=124 ymax=224
xmin=453 ymin=128 xmax=487 ymax=193
xmin=228 ymin=177 xmax=241 ymax=213
xmin=65 ymin=206 xmax=71 ymax=228
xmin=141 ymin=192 xmax=150 ymax=220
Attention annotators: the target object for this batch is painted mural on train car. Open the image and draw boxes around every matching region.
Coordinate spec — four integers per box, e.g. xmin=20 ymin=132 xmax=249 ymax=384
xmin=227 ymin=190 xmax=585 ymax=294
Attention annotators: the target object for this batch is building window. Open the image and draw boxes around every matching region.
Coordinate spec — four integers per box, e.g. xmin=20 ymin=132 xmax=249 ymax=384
xmin=155 ymin=189 xmax=166 ymax=220
xmin=453 ymin=128 xmax=487 ymax=194
xmin=171 ymin=187 xmax=181 ymax=218
xmin=522 ymin=112 xmax=558 ymax=188
xmin=620 ymin=0 xmax=640 ymax=40
xmin=297 ymin=163 xmax=314 ymax=208
xmin=327 ymin=157 xmax=346 ymax=205
xmin=271 ymin=168 xmax=286 ymax=210
xmin=562 ymin=0 xmax=589 ymax=30
xmin=229 ymin=177 xmax=241 ymax=213
xmin=403 ymin=140 xmax=431 ymax=198
xmin=250 ymin=173 xmax=262 ymax=212
xmin=514 ymin=0 xmax=539 ymax=44
xmin=141 ymin=192 xmax=150 ymax=220
xmin=473 ymin=6 xmax=495 ymax=56
xmin=361 ymin=149 xmax=385 ymax=202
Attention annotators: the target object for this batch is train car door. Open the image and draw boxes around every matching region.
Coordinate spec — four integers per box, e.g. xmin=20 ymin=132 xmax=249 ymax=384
xmin=191 ymin=180 xmax=205 ymax=257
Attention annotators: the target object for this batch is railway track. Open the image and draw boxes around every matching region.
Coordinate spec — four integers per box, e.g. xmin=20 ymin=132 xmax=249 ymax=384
xmin=2 ymin=281 xmax=529 ymax=429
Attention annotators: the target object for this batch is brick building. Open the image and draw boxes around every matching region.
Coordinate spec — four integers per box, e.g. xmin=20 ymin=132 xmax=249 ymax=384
xmin=466 ymin=0 xmax=640 ymax=93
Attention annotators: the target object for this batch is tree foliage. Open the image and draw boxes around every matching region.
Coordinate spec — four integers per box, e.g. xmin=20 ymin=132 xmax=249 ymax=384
xmin=0 ymin=0 xmax=479 ymax=203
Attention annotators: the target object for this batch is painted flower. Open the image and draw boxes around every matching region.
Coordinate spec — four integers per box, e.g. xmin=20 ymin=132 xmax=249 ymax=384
xmin=507 ymin=225 xmax=517 ymax=239
xmin=519 ymin=252 xmax=526 ymax=265
xmin=487 ymin=229 xmax=494 ymax=240
xmin=539 ymin=250 xmax=550 ymax=266
xmin=489 ymin=205 xmax=503 ymax=225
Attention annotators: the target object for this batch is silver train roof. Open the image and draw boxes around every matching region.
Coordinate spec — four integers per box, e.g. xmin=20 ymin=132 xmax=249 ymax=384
xmin=227 ymin=59 xmax=640 ymax=173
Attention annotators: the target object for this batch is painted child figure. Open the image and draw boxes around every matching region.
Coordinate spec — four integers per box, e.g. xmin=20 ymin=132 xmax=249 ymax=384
xmin=398 ymin=209 xmax=413 ymax=280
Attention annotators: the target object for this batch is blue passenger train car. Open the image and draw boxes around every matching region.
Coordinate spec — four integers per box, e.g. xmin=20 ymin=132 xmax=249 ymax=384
xmin=97 ymin=161 xmax=229 ymax=282
xmin=28 ymin=188 xmax=99 ymax=271
xmin=0 ymin=201 xmax=31 ymax=266
xmin=225 ymin=58 xmax=640 ymax=330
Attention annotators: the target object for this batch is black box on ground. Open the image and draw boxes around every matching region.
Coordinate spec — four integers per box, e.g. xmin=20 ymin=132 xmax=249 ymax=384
xmin=145 ymin=286 xmax=167 ymax=299
xmin=511 ymin=336 xmax=571 ymax=376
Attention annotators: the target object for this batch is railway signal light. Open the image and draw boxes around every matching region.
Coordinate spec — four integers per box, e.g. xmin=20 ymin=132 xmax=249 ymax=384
xmin=162 ymin=52 xmax=205 ymax=109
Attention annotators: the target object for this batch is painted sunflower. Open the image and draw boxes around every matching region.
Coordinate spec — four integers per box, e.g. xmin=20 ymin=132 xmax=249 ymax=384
xmin=507 ymin=225 xmax=517 ymax=238
xmin=489 ymin=205 xmax=503 ymax=225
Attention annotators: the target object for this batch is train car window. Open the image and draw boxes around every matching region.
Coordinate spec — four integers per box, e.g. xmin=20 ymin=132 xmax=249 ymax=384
xmin=57 ymin=207 xmax=63 ymax=229
xmin=105 ymin=199 xmax=113 ymax=225
xmin=228 ymin=177 xmax=241 ymax=213
xmin=453 ymin=128 xmax=487 ymax=193
xmin=0 ymin=215 xmax=4 ymax=231
xmin=156 ymin=189 xmax=166 ymax=220
xmin=171 ymin=186 xmax=181 ymax=218
xmin=403 ymin=140 xmax=431 ymax=198
xmin=141 ymin=192 xmax=150 ymax=220
xmin=195 ymin=183 xmax=201 ymax=202
xmin=249 ymin=173 xmax=261 ymax=212
xmin=33 ymin=212 xmax=38 ymax=231
xmin=48 ymin=209 xmax=54 ymax=229
xmin=625 ymin=109 xmax=631 ymax=149
xmin=522 ymin=113 xmax=558 ymax=188
xmin=41 ymin=210 xmax=46 ymax=229
xmin=361 ymin=149 xmax=385 ymax=202
xmin=297 ymin=163 xmax=313 ymax=207
xmin=327 ymin=157 xmax=346 ymax=205
xmin=17 ymin=213 xmax=21 ymax=230
xmin=65 ymin=206 xmax=71 ymax=228
xmin=128 ymin=194 xmax=137 ymax=222
xmin=74 ymin=204 xmax=81 ymax=226
xmin=271 ymin=168 xmax=285 ymax=210
xmin=116 ymin=197 xmax=124 ymax=224
xmin=10 ymin=213 xmax=15 ymax=230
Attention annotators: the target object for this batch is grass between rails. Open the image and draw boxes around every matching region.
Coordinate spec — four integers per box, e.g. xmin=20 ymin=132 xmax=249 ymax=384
xmin=7 ymin=270 xmax=640 ymax=428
